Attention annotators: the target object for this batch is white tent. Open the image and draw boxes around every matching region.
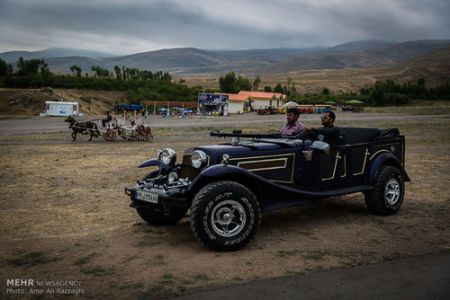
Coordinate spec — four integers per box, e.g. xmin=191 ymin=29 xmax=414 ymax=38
xmin=283 ymin=101 xmax=299 ymax=108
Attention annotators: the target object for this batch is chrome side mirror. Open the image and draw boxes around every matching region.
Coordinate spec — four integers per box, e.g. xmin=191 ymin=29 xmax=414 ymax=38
xmin=311 ymin=141 xmax=330 ymax=154
xmin=302 ymin=150 xmax=313 ymax=161
xmin=303 ymin=141 xmax=330 ymax=161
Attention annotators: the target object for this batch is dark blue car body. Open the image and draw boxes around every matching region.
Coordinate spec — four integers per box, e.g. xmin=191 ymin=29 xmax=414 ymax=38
xmin=125 ymin=127 xmax=409 ymax=250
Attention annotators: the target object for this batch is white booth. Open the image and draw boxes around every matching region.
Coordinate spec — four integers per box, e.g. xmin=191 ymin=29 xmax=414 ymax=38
xmin=42 ymin=101 xmax=82 ymax=117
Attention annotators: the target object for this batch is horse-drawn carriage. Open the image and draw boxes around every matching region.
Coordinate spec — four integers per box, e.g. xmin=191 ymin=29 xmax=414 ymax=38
xmin=110 ymin=120 xmax=153 ymax=141
xmin=65 ymin=115 xmax=153 ymax=142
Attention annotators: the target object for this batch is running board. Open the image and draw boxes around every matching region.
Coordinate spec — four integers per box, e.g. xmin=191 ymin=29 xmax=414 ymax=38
xmin=262 ymin=184 xmax=374 ymax=212
xmin=310 ymin=185 xmax=374 ymax=198
xmin=271 ymin=183 xmax=374 ymax=199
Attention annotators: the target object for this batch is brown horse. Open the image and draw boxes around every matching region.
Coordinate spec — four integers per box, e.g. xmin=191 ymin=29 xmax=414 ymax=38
xmin=65 ymin=116 xmax=100 ymax=142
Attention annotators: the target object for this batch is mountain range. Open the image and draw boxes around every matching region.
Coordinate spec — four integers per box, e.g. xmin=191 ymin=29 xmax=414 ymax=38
xmin=1 ymin=40 xmax=449 ymax=76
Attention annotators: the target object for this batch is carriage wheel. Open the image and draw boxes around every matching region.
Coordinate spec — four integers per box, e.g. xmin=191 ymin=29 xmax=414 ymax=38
xmin=135 ymin=130 xmax=147 ymax=141
xmin=103 ymin=129 xmax=117 ymax=142
xmin=134 ymin=126 xmax=145 ymax=141
xmin=142 ymin=133 xmax=150 ymax=141
xmin=145 ymin=128 xmax=153 ymax=140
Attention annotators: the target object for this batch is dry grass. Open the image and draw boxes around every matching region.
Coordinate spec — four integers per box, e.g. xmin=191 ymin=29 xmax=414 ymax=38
xmin=0 ymin=116 xmax=449 ymax=298
xmin=365 ymin=100 xmax=450 ymax=115
xmin=182 ymin=65 xmax=441 ymax=93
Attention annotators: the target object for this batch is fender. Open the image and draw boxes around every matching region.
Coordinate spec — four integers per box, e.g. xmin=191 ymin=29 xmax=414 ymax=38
xmin=367 ymin=152 xmax=411 ymax=184
xmin=138 ymin=158 xmax=163 ymax=168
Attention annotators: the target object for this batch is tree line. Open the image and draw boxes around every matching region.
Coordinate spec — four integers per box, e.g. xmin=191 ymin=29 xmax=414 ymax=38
xmin=1 ymin=59 xmax=449 ymax=105
xmin=218 ymin=71 xmax=450 ymax=105
xmin=0 ymin=57 xmax=199 ymax=102
xmin=359 ymin=79 xmax=450 ymax=106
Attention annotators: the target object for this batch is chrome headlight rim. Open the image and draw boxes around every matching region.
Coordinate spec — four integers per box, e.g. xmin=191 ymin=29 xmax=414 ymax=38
xmin=191 ymin=150 xmax=207 ymax=169
xmin=167 ymin=171 xmax=179 ymax=185
xmin=159 ymin=148 xmax=177 ymax=166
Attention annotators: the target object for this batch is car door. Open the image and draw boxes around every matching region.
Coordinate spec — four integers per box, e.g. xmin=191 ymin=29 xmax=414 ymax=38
xmin=294 ymin=146 xmax=346 ymax=191
xmin=318 ymin=146 xmax=347 ymax=189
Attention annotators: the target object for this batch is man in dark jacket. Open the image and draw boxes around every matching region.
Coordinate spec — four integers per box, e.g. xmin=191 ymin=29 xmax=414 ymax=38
xmin=321 ymin=110 xmax=336 ymax=128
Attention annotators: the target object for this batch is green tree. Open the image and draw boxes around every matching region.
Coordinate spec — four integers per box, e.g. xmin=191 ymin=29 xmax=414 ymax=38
xmin=0 ymin=58 xmax=13 ymax=76
xmin=113 ymin=65 xmax=122 ymax=79
xmin=322 ymin=87 xmax=330 ymax=95
xmin=219 ymin=71 xmax=253 ymax=93
xmin=274 ymin=83 xmax=283 ymax=93
xmin=70 ymin=65 xmax=82 ymax=77
xmin=91 ymin=65 xmax=109 ymax=77
xmin=417 ymin=78 xmax=425 ymax=87
xmin=237 ymin=75 xmax=252 ymax=91
xmin=16 ymin=57 xmax=42 ymax=76
xmin=252 ymin=76 xmax=261 ymax=91
xmin=219 ymin=71 xmax=238 ymax=93
xmin=264 ymin=85 xmax=272 ymax=92
xmin=39 ymin=61 xmax=51 ymax=76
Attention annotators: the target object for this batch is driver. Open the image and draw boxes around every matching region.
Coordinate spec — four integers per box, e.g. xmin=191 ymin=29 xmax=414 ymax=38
xmin=102 ymin=111 xmax=112 ymax=127
xmin=280 ymin=108 xmax=305 ymax=136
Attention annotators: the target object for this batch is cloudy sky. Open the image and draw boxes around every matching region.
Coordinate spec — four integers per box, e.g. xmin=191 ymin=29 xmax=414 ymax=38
xmin=0 ymin=0 xmax=449 ymax=54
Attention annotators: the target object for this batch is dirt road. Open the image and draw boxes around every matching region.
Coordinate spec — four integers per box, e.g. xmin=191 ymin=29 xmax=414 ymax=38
xmin=1 ymin=112 xmax=449 ymax=135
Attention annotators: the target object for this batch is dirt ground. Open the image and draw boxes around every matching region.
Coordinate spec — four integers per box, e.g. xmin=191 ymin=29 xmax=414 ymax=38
xmin=0 ymin=115 xmax=449 ymax=299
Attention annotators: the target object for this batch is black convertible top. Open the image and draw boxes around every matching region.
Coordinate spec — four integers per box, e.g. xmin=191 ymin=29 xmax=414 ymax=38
xmin=211 ymin=127 xmax=400 ymax=146
xmin=337 ymin=127 xmax=399 ymax=144
xmin=284 ymin=127 xmax=400 ymax=145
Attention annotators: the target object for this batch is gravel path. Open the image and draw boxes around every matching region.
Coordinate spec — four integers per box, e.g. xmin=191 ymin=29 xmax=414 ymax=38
xmin=1 ymin=113 xmax=449 ymax=135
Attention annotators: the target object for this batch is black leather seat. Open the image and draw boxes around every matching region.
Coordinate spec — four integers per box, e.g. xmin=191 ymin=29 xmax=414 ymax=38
xmin=377 ymin=128 xmax=400 ymax=139
xmin=337 ymin=127 xmax=381 ymax=144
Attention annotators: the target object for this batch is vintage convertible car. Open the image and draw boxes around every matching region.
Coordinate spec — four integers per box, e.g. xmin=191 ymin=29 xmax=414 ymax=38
xmin=125 ymin=127 xmax=410 ymax=251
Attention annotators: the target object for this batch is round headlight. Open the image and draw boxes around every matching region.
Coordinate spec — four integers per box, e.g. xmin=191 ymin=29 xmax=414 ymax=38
xmin=167 ymin=171 xmax=178 ymax=185
xmin=191 ymin=150 xmax=207 ymax=169
xmin=159 ymin=148 xmax=176 ymax=165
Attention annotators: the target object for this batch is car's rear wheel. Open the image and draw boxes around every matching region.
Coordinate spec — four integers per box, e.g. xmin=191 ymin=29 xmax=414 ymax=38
xmin=365 ymin=166 xmax=405 ymax=215
xmin=190 ymin=181 xmax=261 ymax=251
xmin=136 ymin=205 xmax=187 ymax=226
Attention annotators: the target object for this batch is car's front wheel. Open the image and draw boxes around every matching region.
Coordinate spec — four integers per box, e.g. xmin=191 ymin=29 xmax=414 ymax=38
xmin=136 ymin=205 xmax=187 ymax=226
xmin=190 ymin=181 xmax=261 ymax=251
xmin=365 ymin=166 xmax=405 ymax=215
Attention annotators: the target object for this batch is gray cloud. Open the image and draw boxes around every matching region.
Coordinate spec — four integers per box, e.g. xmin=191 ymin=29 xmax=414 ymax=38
xmin=0 ymin=0 xmax=449 ymax=54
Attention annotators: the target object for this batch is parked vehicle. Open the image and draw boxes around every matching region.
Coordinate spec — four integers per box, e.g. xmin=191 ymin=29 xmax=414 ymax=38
xmin=125 ymin=127 xmax=409 ymax=251
xmin=314 ymin=105 xmax=333 ymax=114
xmin=257 ymin=106 xmax=280 ymax=115
xmin=298 ymin=105 xmax=314 ymax=114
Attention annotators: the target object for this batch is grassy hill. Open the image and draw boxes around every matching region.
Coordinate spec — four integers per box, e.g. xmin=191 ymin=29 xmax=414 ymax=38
xmin=182 ymin=45 xmax=450 ymax=93
xmin=2 ymin=40 xmax=449 ymax=76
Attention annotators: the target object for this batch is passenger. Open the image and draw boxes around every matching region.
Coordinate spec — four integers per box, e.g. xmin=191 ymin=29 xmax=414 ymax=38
xmin=317 ymin=109 xmax=339 ymax=144
xmin=280 ymin=108 xmax=305 ymax=136
xmin=321 ymin=110 xmax=336 ymax=128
